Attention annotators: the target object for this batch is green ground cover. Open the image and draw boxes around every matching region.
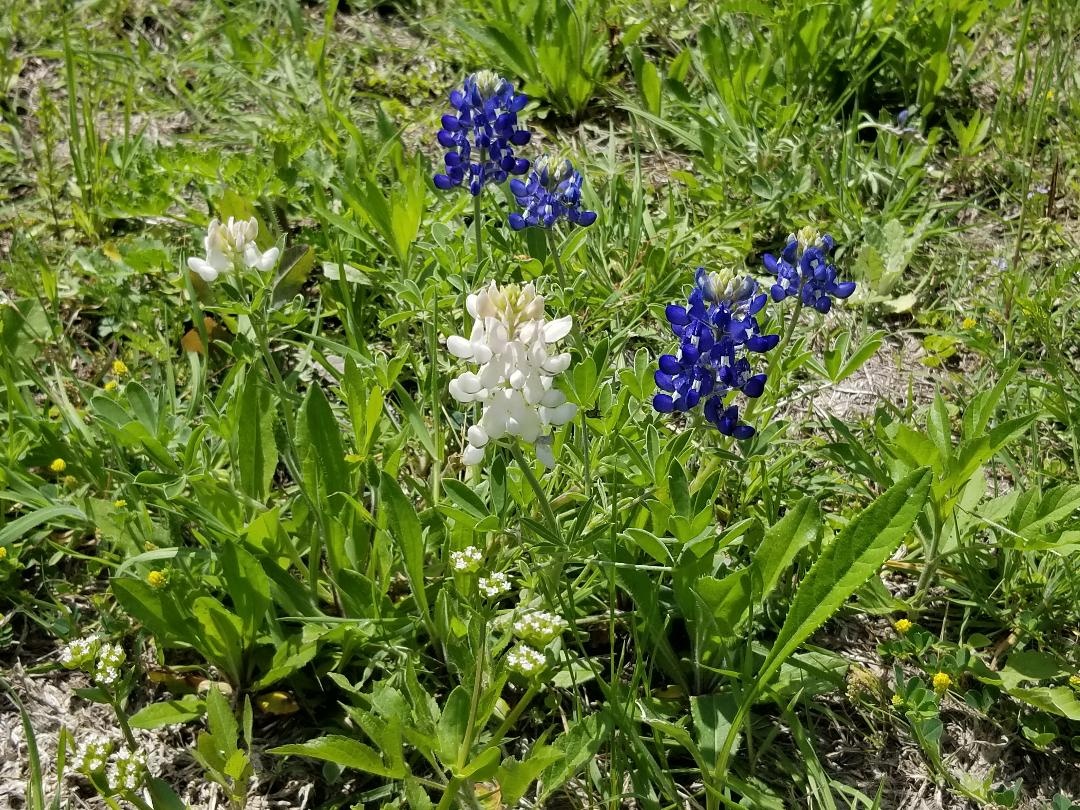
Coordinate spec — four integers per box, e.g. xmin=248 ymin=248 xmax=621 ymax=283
xmin=1 ymin=0 xmax=1079 ymax=807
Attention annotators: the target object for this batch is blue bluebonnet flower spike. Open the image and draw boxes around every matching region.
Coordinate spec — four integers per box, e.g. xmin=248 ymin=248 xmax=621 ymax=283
xmin=764 ymin=227 xmax=856 ymax=314
xmin=434 ymin=71 xmax=531 ymax=196
xmin=508 ymin=156 xmax=597 ymax=230
xmin=652 ymin=268 xmax=779 ymax=439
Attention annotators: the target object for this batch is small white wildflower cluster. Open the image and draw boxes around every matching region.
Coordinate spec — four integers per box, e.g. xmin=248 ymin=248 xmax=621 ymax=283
xmin=506 ymin=645 xmax=546 ymax=676
xmin=187 ymin=216 xmax=280 ymax=283
xmin=506 ymin=606 xmax=568 ymax=679
xmin=513 ymin=609 xmax=567 ymax=646
xmin=108 ymin=745 xmax=146 ymax=792
xmin=94 ymin=642 xmax=126 ymax=686
xmin=73 ymin=733 xmax=112 ymax=774
xmin=447 ymin=281 xmax=577 ymax=468
xmin=60 ymin=636 xmax=98 ymax=669
xmin=450 ymin=545 xmax=483 ymax=573
xmin=478 ymin=571 xmax=511 ymax=598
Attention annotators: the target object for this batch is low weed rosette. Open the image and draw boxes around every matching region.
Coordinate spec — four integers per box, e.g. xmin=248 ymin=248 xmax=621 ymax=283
xmin=446 ymin=280 xmax=576 ymax=467
xmin=653 ymin=267 xmax=779 ymax=438
xmin=433 ymin=71 xmax=531 ymax=195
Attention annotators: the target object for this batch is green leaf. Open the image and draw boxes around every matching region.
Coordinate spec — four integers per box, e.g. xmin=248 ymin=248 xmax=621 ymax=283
xmin=297 ymin=384 xmax=349 ymax=502
xmin=111 ymin=578 xmax=193 ymax=648
xmin=272 ymin=244 xmax=315 ymax=305
xmin=129 ymin=696 xmax=204 ymax=729
xmin=218 ymin=539 xmax=271 ymax=645
xmin=146 ymin=777 xmax=188 ymax=810
xmin=437 ymin=686 xmax=471 ymax=766
xmin=379 ymin=472 xmax=430 ymax=626
xmin=0 ymin=504 xmax=86 ymax=546
xmin=236 ymin=372 xmax=276 ymax=503
xmin=270 ymin=735 xmax=405 ymax=778
xmin=205 ymin=684 xmax=238 ymax=758
xmin=759 ymin=468 xmax=931 ymax=686
xmin=539 ymin=712 xmax=612 ymax=800
xmin=692 ymin=694 xmax=739 ymax=762
xmin=497 ymin=746 xmax=564 ymax=805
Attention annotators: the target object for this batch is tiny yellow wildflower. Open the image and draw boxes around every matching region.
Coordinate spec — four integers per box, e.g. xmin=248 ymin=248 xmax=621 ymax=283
xmin=62 ymin=475 xmax=77 ymax=488
xmin=932 ymin=672 xmax=952 ymax=694
xmin=961 ymin=317 xmax=976 ymax=330
xmin=894 ymin=618 xmax=913 ymax=635
xmin=49 ymin=458 xmax=67 ymax=473
xmin=111 ymin=359 xmax=129 ymax=376
xmin=113 ymin=499 xmax=127 ymax=509
xmin=104 ymin=380 xmax=118 ymax=392
xmin=1069 ymin=674 xmax=1080 ymax=690
xmin=890 ymin=692 xmax=903 ymax=707
xmin=147 ymin=570 xmax=167 ymax=589
xmin=0 ymin=546 xmax=7 ymax=561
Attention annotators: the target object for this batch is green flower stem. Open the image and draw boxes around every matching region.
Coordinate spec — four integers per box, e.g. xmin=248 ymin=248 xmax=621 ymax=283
xmin=548 ymin=231 xmax=568 ymax=291
xmin=510 ymin=444 xmax=562 ymax=543
xmin=110 ymin=695 xmax=139 ymax=750
xmin=456 ymin=619 xmax=488 ymax=771
xmin=486 ymin=684 xmax=538 ymax=745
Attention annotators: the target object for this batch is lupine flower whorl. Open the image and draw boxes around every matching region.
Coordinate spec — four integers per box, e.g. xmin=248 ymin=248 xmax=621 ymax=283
xmin=508 ymin=156 xmax=597 ymax=230
xmin=653 ymin=267 xmax=779 ymax=439
xmin=447 ymin=281 xmax=576 ymax=467
xmin=187 ymin=216 xmax=280 ymax=283
xmin=433 ymin=71 xmax=531 ymax=196
xmin=765 ymin=227 xmax=856 ymax=313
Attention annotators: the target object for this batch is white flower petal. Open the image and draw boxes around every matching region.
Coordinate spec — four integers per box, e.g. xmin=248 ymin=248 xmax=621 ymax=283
xmin=187 ymin=257 xmax=218 ymax=282
xmin=543 ymin=353 xmax=572 ymax=374
xmin=542 ymin=316 xmax=573 ymax=343
xmin=462 ymin=444 xmax=486 ymax=465
xmin=447 ymin=336 xmax=474 ymax=358
xmin=467 ymin=425 xmax=489 ymax=447
xmin=534 ymin=436 xmax=555 ymax=469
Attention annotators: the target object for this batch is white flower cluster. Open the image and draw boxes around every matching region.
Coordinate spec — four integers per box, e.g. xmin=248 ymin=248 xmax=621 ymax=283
xmin=94 ymin=642 xmax=125 ymax=686
xmin=513 ymin=609 xmax=567 ymax=645
xmin=447 ymin=282 xmax=577 ymax=468
xmin=60 ymin=636 xmax=97 ymax=668
xmin=478 ymin=571 xmax=511 ymax=598
xmin=450 ymin=546 xmax=482 ymax=573
xmin=74 ymin=733 xmax=111 ymax=774
xmin=108 ymin=745 xmax=146 ymax=792
xmin=506 ymin=645 xmax=546 ymax=676
xmin=187 ymin=216 xmax=280 ymax=283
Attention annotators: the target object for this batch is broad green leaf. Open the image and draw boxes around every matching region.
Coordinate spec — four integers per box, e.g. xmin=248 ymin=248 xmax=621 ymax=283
xmin=270 ymin=735 xmax=405 ymax=778
xmin=759 ymin=468 xmax=931 ymax=685
xmin=218 ymin=540 xmax=271 ymax=644
xmin=111 ymin=578 xmax=194 ymax=648
xmin=539 ymin=712 xmax=613 ymax=800
xmin=297 ymin=384 xmax=350 ymax=502
xmin=129 ymin=696 xmax=204 ymax=729
xmin=691 ymin=694 xmax=739 ymax=762
xmin=497 ymin=745 xmax=564 ymax=805
xmin=205 ymin=685 xmax=239 ymax=758
xmin=236 ymin=372 xmax=276 ymax=503
xmin=379 ymin=472 xmax=430 ymax=625
xmin=436 ymin=686 xmax=471 ymax=766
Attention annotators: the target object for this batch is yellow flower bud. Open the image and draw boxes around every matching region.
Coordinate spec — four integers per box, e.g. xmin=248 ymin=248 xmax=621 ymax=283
xmin=49 ymin=458 xmax=67 ymax=473
xmin=147 ymin=570 xmax=167 ymax=589
xmin=932 ymin=672 xmax=952 ymax=694
xmin=113 ymin=499 xmax=127 ymax=509
xmin=104 ymin=380 xmax=118 ymax=392
xmin=894 ymin=618 xmax=913 ymax=635
xmin=0 ymin=546 xmax=7 ymax=561
xmin=112 ymin=359 xmax=129 ymax=376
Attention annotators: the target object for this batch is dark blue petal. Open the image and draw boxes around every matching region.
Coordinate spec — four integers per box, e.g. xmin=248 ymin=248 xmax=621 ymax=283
xmin=666 ymin=305 xmax=690 ymax=326
xmin=653 ymin=393 xmax=675 ymax=413
xmin=433 ymin=174 xmax=455 ymax=190
xmin=577 ymin=210 xmax=597 ymax=226
xmin=508 ymin=213 xmax=527 ymax=230
xmin=833 ymin=281 xmax=856 ymax=298
xmin=742 ymin=374 xmax=767 ymax=398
